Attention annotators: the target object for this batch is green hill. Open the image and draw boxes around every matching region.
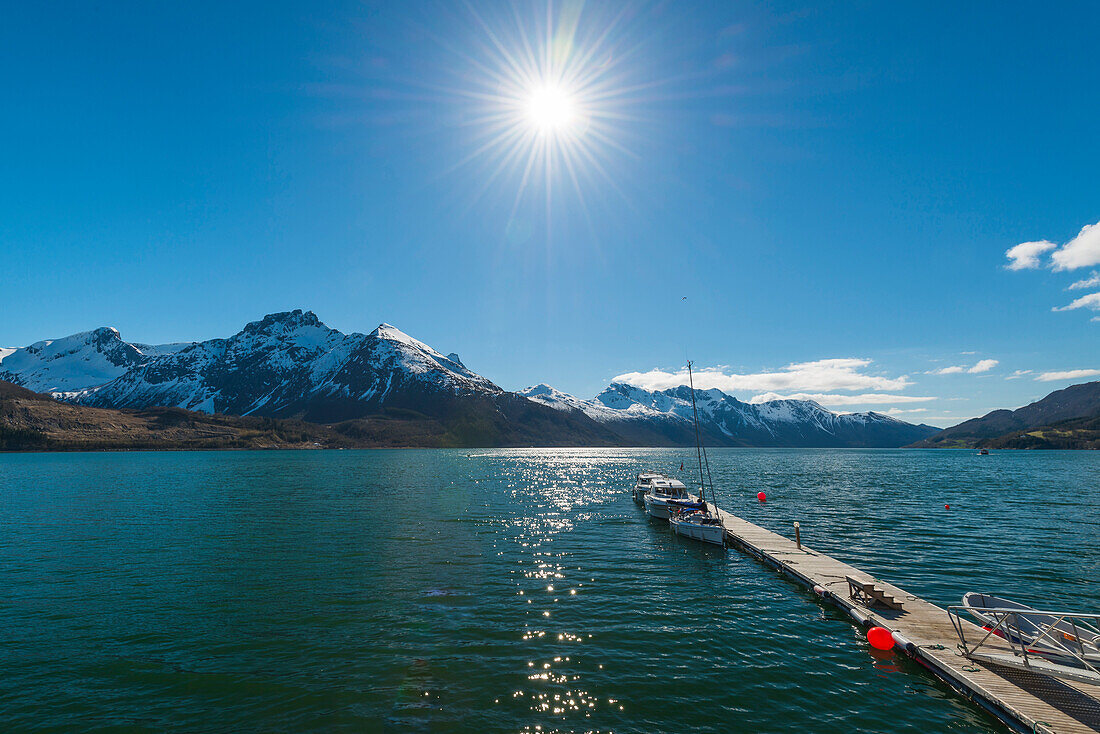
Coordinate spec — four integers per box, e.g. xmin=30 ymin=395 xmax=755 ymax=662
xmin=981 ymin=414 xmax=1100 ymax=450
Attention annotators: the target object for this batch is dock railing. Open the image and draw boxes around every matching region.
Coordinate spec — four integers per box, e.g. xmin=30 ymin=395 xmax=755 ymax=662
xmin=948 ymin=604 xmax=1100 ymax=686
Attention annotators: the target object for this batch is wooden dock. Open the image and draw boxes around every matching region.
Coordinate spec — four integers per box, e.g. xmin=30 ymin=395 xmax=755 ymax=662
xmin=712 ymin=506 xmax=1100 ymax=733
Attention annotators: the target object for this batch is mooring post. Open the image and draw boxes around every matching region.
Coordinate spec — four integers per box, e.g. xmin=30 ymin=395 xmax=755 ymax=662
xmin=794 ymin=521 xmax=801 ymax=550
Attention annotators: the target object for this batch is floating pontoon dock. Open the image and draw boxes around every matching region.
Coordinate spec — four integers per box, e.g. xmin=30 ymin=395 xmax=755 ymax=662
xmin=712 ymin=506 xmax=1100 ymax=733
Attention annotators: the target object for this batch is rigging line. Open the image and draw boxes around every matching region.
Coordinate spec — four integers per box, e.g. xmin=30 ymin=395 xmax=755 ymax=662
xmin=701 ymin=434 xmax=715 ymax=504
xmin=686 ymin=360 xmax=706 ymax=506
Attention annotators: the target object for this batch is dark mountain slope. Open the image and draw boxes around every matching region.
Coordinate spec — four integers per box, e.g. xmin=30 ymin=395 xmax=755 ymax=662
xmin=912 ymin=381 xmax=1100 ymax=448
xmin=981 ymin=414 xmax=1100 ymax=450
xmin=0 ymin=381 xmax=356 ymax=451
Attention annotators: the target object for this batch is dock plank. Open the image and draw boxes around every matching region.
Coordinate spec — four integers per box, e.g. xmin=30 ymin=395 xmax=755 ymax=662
xmin=712 ymin=506 xmax=1100 ymax=734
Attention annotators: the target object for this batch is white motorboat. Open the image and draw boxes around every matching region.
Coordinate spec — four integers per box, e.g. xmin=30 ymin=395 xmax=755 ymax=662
xmin=642 ymin=478 xmax=697 ymax=519
xmin=633 ymin=472 xmax=666 ymax=504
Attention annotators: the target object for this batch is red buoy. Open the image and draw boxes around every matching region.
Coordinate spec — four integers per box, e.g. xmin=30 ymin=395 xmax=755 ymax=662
xmin=867 ymin=626 xmax=893 ymax=651
xmin=757 ymin=491 xmax=766 ymax=502
xmin=944 ymin=504 xmax=950 ymax=510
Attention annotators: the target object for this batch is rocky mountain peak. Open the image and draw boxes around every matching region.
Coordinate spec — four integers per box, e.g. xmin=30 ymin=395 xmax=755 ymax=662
xmin=521 ymin=383 xmax=558 ymax=398
xmin=242 ymin=309 xmax=323 ymax=335
xmin=90 ymin=326 xmax=122 ymax=341
xmin=370 ymin=323 xmax=426 ymax=346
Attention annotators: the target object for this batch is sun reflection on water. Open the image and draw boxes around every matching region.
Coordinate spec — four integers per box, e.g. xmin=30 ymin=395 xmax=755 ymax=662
xmin=477 ymin=451 xmax=638 ymax=731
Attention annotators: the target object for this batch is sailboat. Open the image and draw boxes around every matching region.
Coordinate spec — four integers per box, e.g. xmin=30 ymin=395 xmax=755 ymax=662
xmin=668 ymin=360 xmax=726 ymax=546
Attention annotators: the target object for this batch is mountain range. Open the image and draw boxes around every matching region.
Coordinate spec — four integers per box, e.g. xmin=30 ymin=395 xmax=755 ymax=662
xmin=0 ymin=309 xmax=941 ymax=448
xmin=519 ymin=383 xmax=938 ymax=448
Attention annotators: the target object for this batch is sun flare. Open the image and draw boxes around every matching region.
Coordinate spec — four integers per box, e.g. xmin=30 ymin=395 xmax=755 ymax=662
xmin=524 ymin=83 xmax=579 ymax=134
xmin=445 ymin=2 xmax=650 ymax=217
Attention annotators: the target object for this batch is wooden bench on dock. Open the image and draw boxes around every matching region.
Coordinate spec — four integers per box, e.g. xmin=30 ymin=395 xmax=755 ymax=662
xmin=846 ymin=575 xmax=904 ymax=611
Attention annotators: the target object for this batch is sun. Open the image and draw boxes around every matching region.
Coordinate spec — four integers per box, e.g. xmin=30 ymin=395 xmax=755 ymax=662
xmin=443 ymin=2 xmax=652 ymax=218
xmin=524 ymin=83 xmax=579 ymax=134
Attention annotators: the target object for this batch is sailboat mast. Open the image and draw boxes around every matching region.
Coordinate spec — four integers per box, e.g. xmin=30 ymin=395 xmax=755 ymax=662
xmin=686 ymin=360 xmax=706 ymax=506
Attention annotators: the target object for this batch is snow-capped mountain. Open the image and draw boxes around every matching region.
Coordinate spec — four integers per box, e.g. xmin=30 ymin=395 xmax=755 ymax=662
xmin=520 ymin=382 xmax=938 ymax=448
xmin=0 ymin=327 xmax=190 ymax=393
xmin=70 ymin=310 xmax=505 ymax=422
xmin=520 ymin=384 xmax=630 ymax=420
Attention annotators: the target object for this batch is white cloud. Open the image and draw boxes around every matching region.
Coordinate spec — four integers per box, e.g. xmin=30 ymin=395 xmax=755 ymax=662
xmin=919 ymin=415 xmax=976 ymax=426
xmin=882 ymin=408 xmax=928 ymax=416
xmin=613 ymin=358 xmax=911 ymax=394
xmin=1069 ymin=272 xmax=1100 ymax=290
xmin=1052 ymin=292 xmax=1100 ymax=313
xmin=747 ymin=392 xmax=936 ymax=406
xmin=1051 ymin=221 xmax=1100 ymax=271
xmin=1006 ymin=369 xmax=1032 ymax=380
xmin=1036 ymin=369 xmax=1100 ymax=382
xmin=1005 ymin=240 xmax=1056 ymax=270
xmin=928 ymin=359 xmax=998 ymax=375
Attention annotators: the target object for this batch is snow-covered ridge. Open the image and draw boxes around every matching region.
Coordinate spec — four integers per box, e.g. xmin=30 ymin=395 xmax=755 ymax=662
xmin=0 ymin=326 xmax=190 ymax=393
xmin=522 ymin=380 xmax=927 ymax=446
xmin=16 ymin=310 xmax=503 ymax=418
xmin=520 ymin=383 xmax=630 ymax=421
xmin=367 ymin=323 xmax=497 ymax=394
xmin=1 ymin=310 xmax=501 ymax=418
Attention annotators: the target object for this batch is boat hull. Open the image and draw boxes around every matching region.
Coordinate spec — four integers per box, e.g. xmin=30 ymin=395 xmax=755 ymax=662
xmin=643 ymin=493 xmax=670 ymax=519
xmin=642 ymin=491 xmax=699 ymax=520
xmin=670 ymin=515 xmax=725 ymax=545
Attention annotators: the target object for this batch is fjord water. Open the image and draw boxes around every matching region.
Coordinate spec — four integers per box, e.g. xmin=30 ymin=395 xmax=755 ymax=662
xmin=2 ymin=450 xmax=1097 ymax=733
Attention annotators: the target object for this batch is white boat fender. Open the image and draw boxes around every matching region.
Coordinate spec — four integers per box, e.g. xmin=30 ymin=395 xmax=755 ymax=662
xmin=849 ymin=607 xmax=872 ymax=627
xmin=891 ymin=631 xmax=916 ymax=654
xmin=813 ymin=584 xmax=831 ymax=600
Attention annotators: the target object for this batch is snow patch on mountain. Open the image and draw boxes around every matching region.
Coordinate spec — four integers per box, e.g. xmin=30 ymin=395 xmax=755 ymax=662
xmin=135 ymin=342 xmax=194 ymax=358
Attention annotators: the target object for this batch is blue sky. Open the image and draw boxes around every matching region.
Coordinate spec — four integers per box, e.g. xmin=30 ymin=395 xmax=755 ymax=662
xmin=2 ymin=0 xmax=1098 ymax=426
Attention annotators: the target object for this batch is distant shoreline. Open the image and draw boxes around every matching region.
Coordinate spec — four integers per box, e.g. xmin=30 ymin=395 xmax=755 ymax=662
xmin=3 ymin=445 xmax=1095 ymax=455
